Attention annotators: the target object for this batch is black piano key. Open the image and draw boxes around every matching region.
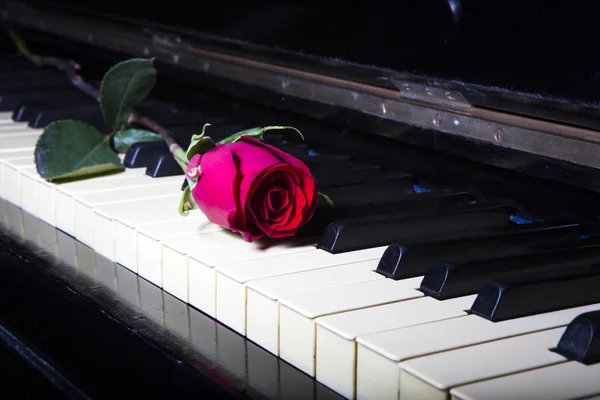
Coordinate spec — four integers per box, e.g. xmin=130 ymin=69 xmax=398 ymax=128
xmin=420 ymin=238 xmax=600 ymax=300
xmin=1 ymin=89 xmax=91 ymax=112
xmin=31 ymin=104 xmax=103 ymax=127
xmin=470 ymin=264 xmax=600 ymax=322
xmin=377 ymin=222 xmax=583 ymax=280
xmin=0 ymin=58 xmax=38 ymax=73
xmin=150 ymin=147 xmax=359 ymax=179
xmin=313 ymin=167 xmax=388 ymax=187
xmin=322 ymin=175 xmax=414 ymax=207
xmin=317 ymin=204 xmax=513 ymax=254
xmin=287 ymin=151 xmax=350 ymax=166
xmin=135 ymin=104 xmax=211 ymax=126
xmin=124 ymin=141 xmax=168 ymax=168
xmin=312 ymin=163 xmax=382 ymax=180
xmin=555 ymin=310 xmax=600 ymax=365
xmin=275 ymin=144 xmax=351 ymax=163
xmin=145 ymin=153 xmax=182 ymax=177
xmin=0 ymin=71 xmax=74 ymax=90
xmin=13 ymin=97 xmax=99 ymax=122
xmin=299 ymin=190 xmax=472 ymax=237
xmin=129 ymin=123 xmax=253 ymax=173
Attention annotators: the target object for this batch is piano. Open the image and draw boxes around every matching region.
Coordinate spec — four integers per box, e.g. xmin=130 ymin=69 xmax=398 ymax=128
xmin=2 ymin=0 xmax=600 ymax=398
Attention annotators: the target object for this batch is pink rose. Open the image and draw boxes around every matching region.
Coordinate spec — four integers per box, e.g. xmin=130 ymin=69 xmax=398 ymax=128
xmin=187 ymin=136 xmax=319 ymax=242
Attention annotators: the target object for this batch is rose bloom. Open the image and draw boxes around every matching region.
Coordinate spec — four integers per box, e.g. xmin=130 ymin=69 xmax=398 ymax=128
xmin=185 ymin=136 xmax=319 ymax=242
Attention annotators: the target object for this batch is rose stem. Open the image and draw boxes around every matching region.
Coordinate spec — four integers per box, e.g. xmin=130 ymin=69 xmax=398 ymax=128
xmin=8 ymin=29 xmax=188 ymax=172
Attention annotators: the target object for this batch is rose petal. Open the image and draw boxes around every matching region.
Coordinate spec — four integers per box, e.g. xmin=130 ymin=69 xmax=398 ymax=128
xmin=267 ymin=187 xmax=288 ymax=213
xmin=191 ymin=146 xmax=242 ymax=231
xmin=226 ymin=141 xmax=285 ymax=204
xmin=279 ymin=182 xmax=307 ymax=230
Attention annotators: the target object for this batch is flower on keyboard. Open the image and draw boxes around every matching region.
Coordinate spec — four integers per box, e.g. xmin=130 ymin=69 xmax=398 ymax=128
xmin=6 ymin=39 xmax=329 ymax=243
xmin=180 ymin=128 xmax=319 ymax=242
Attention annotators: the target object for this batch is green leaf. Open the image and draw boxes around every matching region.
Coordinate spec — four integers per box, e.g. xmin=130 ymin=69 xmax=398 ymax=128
xmin=113 ymin=128 xmax=162 ymax=153
xmin=178 ymin=185 xmax=198 ymax=216
xmin=100 ymin=58 xmax=157 ymax=129
xmin=319 ymin=192 xmax=334 ymax=207
xmin=185 ymin=123 xmax=216 ymax=161
xmin=35 ymin=120 xmax=124 ymax=182
xmin=217 ymin=126 xmax=304 ymax=145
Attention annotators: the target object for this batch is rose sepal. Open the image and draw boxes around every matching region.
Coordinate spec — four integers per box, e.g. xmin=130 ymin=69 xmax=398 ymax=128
xmin=186 ymin=123 xmax=216 ymax=160
xmin=217 ymin=126 xmax=303 ymax=145
xmin=178 ymin=185 xmax=198 ymax=216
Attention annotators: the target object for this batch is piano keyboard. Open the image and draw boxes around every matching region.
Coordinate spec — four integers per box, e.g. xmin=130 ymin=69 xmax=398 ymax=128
xmin=2 ymin=59 xmax=600 ymax=400
xmin=0 ymin=199 xmax=342 ymax=398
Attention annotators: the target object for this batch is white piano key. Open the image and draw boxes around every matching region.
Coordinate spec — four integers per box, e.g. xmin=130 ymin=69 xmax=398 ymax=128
xmin=111 ymin=195 xmax=183 ymax=270
xmin=451 ymin=361 xmax=600 ymax=400
xmin=0 ymin=119 xmax=25 ymax=125
xmin=93 ymin=195 xmax=208 ymax=262
xmin=23 ymin=165 xmax=147 ymax=226
xmin=19 ymin=165 xmax=43 ymax=216
xmin=55 ymin=170 xmax=161 ymax=236
xmin=0 ymin=128 xmax=37 ymax=137
xmin=137 ymin=221 xmax=228 ymax=288
xmin=0 ymin=122 xmax=31 ymax=131
xmin=220 ymin=247 xmax=387 ymax=337
xmin=355 ymin=303 xmax=600 ymax=400
xmin=278 ymin=277 xmax=424 ymax=378
xmin=393 ymin=328 xmax=566 ymax=400
xmin=73 ymin=178 xmax=182 ymax=246
xmin=0 ymin=127 xmax=41 ymax=136
xmin=162 ymin=234 xmax=316 ymax=318
xmin=0 ymin=154 xmax=32 ymax=200
xmin=0 ymin=150 xmax=33 ymax=162
xmin=0 ymin=149 xmax=35 ymax=164
xmin=35 ymin=178 xmax=57 ymax=226
xmin=242 ymin=252 xmax=388 ymax=355
xmin=0 ymin=111 xmax=15 ymax=120
xmin=0 ymin=134 xmax=40 ymax=153
xmin=1 ymin=158 xmax=34 ymax=205
xmin=315 ymin=295 xmax=475 ymax=399
xmin=161 ymin=223 xmax=226 ymax=303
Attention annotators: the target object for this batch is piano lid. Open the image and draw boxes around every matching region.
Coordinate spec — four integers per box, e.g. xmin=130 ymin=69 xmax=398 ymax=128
xmin=16 ymin=0 xmax=600 ymax=127
xmin=5 ymin=0 xmax=600 ymax=176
